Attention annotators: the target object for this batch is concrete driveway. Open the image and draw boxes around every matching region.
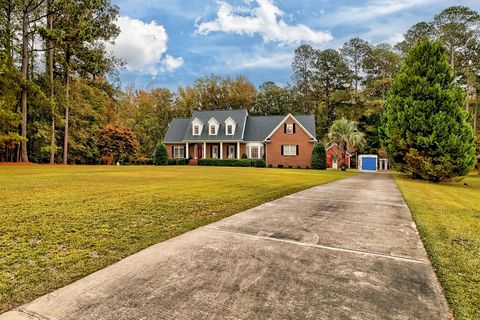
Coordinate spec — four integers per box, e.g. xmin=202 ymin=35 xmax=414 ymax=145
xmin=1 ymin=173 xmax=449 ymax=320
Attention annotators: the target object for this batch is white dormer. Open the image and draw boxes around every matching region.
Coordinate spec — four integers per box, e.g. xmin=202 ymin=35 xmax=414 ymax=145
xmin=225 ymin=116 xmax=236 ymax=136
xmin=208 ymin=117 xmax=219 ymax=135
xmin=192 ymin=118 xmax=203 ymax=136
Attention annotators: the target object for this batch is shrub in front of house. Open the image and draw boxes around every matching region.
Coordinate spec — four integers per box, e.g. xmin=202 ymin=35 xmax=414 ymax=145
xmin=254 ymin=159 xmax=266 ymax=167
xmin=199 ymin=159 xmax=252 ymax=167
xmin=168 ymin=159 xmax=186 ymax=165
xmin=311 ymin=142 xmax=327 ymax=170
xmin=153 ymin=143 xmax=168 ymax=165
xmin=241 ymin=153 xmax=248 ymax=159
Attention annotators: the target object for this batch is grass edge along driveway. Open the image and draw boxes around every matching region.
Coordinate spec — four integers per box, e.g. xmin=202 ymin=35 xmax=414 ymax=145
xmin=393 ymin=173 xmax=480 ymax=320
xmin=0 ymin=165 xmax=355 ymax=313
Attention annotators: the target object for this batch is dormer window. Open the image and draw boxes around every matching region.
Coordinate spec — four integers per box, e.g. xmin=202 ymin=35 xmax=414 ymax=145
xmin=225 ymin=116 xmax=236 ymax=136
xmin=192 ymin=117 xmax=203 ymax=136
xmin=208 ymin=117 xmax=219 ymax=136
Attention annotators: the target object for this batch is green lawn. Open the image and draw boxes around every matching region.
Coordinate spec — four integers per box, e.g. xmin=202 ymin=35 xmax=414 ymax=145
xmin=0 ymin=165 xmax=354 ymax=313
xmin=394 ymin=173 xmax=480 ymax=320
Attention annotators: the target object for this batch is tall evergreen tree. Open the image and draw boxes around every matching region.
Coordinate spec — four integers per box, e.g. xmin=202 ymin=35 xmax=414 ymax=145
xmin=383 ymin=40 xmax=476 ymax=181
xmin=291 ymin=44 xmax=315 ymax=114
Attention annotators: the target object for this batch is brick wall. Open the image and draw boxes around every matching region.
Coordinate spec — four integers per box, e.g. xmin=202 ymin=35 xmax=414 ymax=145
xmin=266 ymin=118 xmax=315 ymax=168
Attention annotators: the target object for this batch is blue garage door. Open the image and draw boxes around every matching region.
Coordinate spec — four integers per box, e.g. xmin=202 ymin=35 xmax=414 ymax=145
xmin=362 ymin=157 xmax=377 ymax=171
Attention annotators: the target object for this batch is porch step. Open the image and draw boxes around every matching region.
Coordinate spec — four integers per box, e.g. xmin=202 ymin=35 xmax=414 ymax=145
xmin=188 ymin=159 xmax=199 ymax=166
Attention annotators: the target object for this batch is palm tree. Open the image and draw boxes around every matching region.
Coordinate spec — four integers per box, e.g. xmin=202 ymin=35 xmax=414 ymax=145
xmin=328 ymin=118 xmax=366 ymax=170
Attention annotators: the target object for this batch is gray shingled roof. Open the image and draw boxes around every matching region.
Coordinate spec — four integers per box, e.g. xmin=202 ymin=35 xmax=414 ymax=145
xmin=163 ymin=110 xmax=316 ymax=143
xmin=163 ymin=118 xmax=190 ymax=143
xmin=183 ymin=109 xmax=247 ymax=141
xmin=243 ymin=115 xmax=316 ymax=141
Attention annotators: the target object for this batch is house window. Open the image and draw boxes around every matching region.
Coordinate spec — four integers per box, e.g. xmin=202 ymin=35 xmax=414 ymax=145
xmin=251 ymin=147 xmax=259 ymax=159
xmin=209 ymin=125 xmax=217 ymax=135
xmin=173 ymin=146 xmax=185 ymax=158
xmin=226 ymin=124 xmax=233 ymax=135
xmin=193 ymin=125 xmax=200 ymax=135
xmin=286 ymin=123 xmax=294 ymax=134
xmin=283 ymin=145 xmax=297 ymax=156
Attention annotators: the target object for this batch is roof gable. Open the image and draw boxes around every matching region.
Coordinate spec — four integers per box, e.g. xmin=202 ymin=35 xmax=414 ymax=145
xmin=264 ymin=114 xmax=316 ymax=140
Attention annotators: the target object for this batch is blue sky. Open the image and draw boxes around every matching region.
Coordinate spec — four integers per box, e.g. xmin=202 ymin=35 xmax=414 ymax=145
xmin=108 ymin=0 xmax=480 ymax=91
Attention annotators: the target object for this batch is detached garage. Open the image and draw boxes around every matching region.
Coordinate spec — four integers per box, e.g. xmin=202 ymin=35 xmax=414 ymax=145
xmin=359 ymin=155 xmax=378 ymax=172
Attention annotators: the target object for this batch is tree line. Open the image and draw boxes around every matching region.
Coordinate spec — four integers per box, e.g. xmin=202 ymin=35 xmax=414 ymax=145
xmin=1 ymin=4 xmax=479 ymax=164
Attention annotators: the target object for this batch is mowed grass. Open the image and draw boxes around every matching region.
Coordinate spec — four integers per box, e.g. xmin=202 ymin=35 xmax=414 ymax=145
xmin=394 ymin=173 xmax=480 ymax=320
xmin=0 ymin=165 xmax=354 ymax=313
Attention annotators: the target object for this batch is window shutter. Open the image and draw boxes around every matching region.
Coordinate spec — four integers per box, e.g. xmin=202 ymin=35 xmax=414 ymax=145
xmin=284 ymin=123 xmax=287 ymax=133
xmin=171 ymin=146 xmax=174 ymax=158
xmin=184 ymin=146 xmax=187 ymax=158
xmin=281 ymin=145 xmax=284 ymax=155
xmin=293 ymin=123 xmax=296 ymax=133
xmin=296 ymin=145 xmax=299 ymax=155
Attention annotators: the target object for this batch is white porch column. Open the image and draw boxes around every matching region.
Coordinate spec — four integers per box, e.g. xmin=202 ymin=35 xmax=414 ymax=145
xmin=237 ymin=142 xmax=240 ymax=159
xmin=185 ymin=142 xmax=189 ymax=159
xmin=203 ymin=142 xmax=206 ymax=159
xmin=220 ymin=142 xmax=223 ymax=159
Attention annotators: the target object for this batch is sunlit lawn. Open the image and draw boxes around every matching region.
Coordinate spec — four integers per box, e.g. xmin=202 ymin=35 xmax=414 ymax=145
xmin=394 ymin=173 xmax=480 ymax=320
xmin=0 ymin=165 xmax=354 ymax=313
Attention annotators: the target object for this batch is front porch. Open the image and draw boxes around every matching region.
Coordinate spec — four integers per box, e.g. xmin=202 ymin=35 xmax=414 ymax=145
xmin=186 ymin=142 xmax=246 ymax=160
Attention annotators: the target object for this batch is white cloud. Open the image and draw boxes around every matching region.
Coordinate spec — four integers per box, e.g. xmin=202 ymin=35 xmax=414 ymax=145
xmin=231 ymin=52 xmax=293 ymax=70
xmin=107 ymin=16 xmax=183 ymax=76
xmin=161 ymin=54 xmax=185 ymax=72
xmin=324 ymin=0 xmax=432 ymax=25
xmin=196 ymin=0 xmax=332 ymax=45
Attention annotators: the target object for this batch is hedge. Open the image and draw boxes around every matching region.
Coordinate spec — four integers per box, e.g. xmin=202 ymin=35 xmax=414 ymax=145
xmin=168 ymin=159 xmax=186 ymax=165
xmin=254 ymin=159 xmax=266 ymax=167
xmin=199 ymin=159 xmax=252 ymax=167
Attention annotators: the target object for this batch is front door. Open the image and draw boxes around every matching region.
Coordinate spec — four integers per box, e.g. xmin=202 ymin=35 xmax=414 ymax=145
xmin=212 ymin=145 xmax=218 ymax=159
xmin=198 ymin=146 xmax=203 ymax=159
xmin=228 ymin=145 xmax=235 ymax=159
xmin=332 ymin=157 xmax=338 ymax=169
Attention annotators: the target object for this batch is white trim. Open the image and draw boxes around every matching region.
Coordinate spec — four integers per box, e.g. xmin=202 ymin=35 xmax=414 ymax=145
xmin=326 ymin=143 xmax=353 ymax=157
xmin=192 ymin=118 xmax=203 ymax=136
xmin=246 ymin=142 xmax=264 ymax=159
xmin=225 ymin=116 xmax=236 ymax=136
xmin=283 ymin=144 xmax=297 ymax=156
xmin=240 ymin=111 xmax=247 ymax=140
xmin=173 ymin=145 xmax=185 ymax=159
xmin=359 ymin=154 xmax=378 ymax=172
xmin=211 ymin=145 xmax=219 ymax=159
xmin=224 ymin=116 xmax=236 ymax=124
xmin=264 ymin=114 xmax=316 ymax=141
xmin=207 ymin=117 xmax=219 ymax=136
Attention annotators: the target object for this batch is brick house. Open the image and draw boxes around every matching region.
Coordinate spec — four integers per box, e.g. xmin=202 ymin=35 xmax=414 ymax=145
xmin=326 ymin=143 xmax=351 ymax=169
xmin=163 ymin=109 xmax=317 ymax=168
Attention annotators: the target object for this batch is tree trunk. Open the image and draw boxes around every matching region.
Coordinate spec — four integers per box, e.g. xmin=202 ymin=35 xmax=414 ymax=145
xmin=20 ymin=3 xmax=29 ymax=163
xmin=450 ymin=46 xmax=455 ymax=76
xmin=47 ymin=0 xmax=55 ymax=164
xmin=474 ymin=88 xmax=478 ymax=133
xmin=63 ymin=50 xmax=70 ymax=165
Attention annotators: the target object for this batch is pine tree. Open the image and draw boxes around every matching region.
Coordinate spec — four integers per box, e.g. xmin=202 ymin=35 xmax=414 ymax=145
xmin=153 ymin=143 xmax=168 ymax=166
xmin=383 ymin=40 xmax=476 ymax=181
xmin=311 ymin=142 xmax=327 ymax=170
